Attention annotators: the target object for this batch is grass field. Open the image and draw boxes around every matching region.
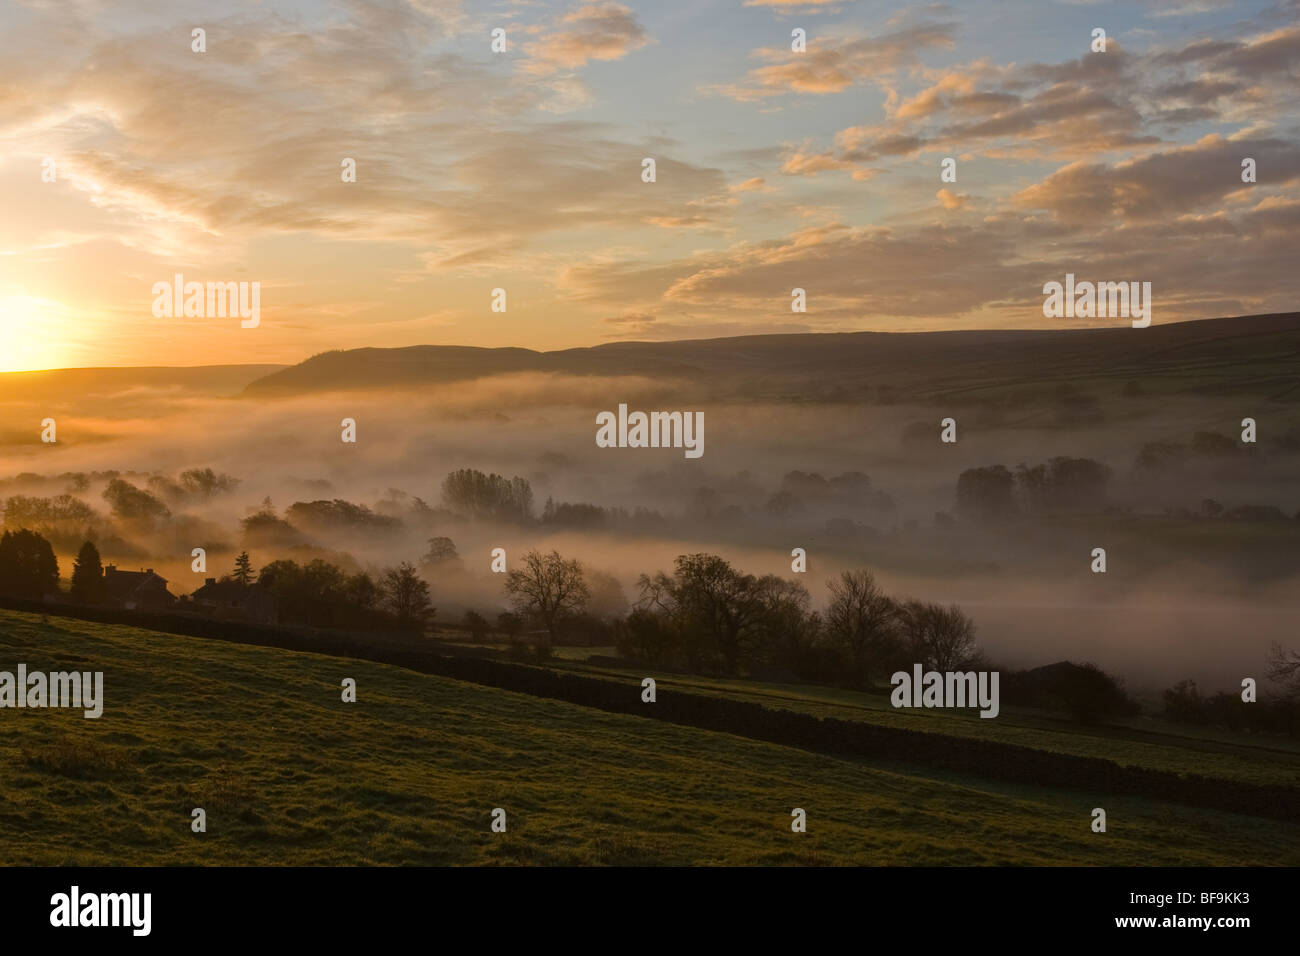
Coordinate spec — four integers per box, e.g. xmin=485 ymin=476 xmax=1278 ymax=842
xmin=540 ymin=656 xmax=1300 ymax=789
xmin=3 ymin=609 xmax=1298 ymax=866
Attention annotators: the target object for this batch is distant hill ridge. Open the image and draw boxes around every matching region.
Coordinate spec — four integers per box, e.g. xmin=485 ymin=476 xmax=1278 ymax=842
xmin=0 ymin=364 xmax=287 ymax=401
xmin=241 ymin=312 xmax=1300 ymax=403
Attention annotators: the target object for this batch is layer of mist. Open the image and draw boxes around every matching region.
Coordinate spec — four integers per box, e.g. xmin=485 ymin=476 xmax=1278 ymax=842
xmin=2 ymin=341 xmax=1298 ymax=696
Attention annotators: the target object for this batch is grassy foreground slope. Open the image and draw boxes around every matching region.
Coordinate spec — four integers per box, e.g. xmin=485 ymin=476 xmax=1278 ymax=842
xmin=2 ymin=610 xmax=1297 ymax=866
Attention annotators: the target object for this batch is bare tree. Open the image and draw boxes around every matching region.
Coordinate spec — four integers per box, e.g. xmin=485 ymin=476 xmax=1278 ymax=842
xmin=900 ymin=600 xmax=978 ymax=672
xmin=635 ymin=571 xmax=675 ymax=614
xmin=749 ymin=574 xmax=813 ymax=670
xmin=825 ymin=569 xmax=900 ymax=683
xmin=1266 ymin=642 xmax=1300 ymax=698
xmin=504 ymin=550 xmax=590 ymax=646
xmin=380 ymin=561 xmax=434 ymax=630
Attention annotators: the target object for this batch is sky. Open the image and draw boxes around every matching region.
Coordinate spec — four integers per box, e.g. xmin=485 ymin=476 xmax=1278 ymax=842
xmin=0 ymin=0 xmax=1297 ymax=371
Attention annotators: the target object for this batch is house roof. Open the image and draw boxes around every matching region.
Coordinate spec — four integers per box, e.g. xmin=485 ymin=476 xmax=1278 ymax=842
xmin=103 ymin=567 xmax=173 ymax=602
xmin=191 ymin=578 xmax=271 ymax=605
xmin=193 ymin=578 xmax=248 ymax=600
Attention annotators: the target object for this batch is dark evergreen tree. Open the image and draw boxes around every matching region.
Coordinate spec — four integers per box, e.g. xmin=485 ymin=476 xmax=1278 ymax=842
xmin=69 ymin=540 xmax=105 ymax=603
xmin=233 ymin=550 xmax=256 ymax=585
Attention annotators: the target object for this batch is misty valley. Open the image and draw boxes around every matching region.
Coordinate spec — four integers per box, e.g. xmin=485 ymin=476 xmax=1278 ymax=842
xmin=1 ymin=317 xmax=1298 ymax=714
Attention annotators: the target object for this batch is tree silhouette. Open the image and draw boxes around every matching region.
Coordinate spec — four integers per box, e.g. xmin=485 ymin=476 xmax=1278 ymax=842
xmin=380 ymin=562 xmax=434 ymax=629
xmin=233 ymin=551 xmax=256 ymax=586
xmin=504 ymin=550 xmax=589 ymax=647
xmin=70 ymin=540 xmax=105 ymax=603
xmin=900 ymin=600 xmax=978 ymax=672
xmin=422 ymin=536 xmax=458 ymax=563
xmin=955 ymin=465 xmax=1017 ymax=521
xmin=825 ymin=569 xmax=902 ymax=685
xmin=0 ymin=529 xmax=60 ymax=599
xmin=1266 ymin=643 xmax=1300 ymax=699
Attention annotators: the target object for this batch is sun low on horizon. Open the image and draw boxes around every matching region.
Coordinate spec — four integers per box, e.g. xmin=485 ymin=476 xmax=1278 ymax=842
xmin=0 ymin=0 xmax=1297 ymax=372
xmin=0 ymin=295 xmax=86 ymax=373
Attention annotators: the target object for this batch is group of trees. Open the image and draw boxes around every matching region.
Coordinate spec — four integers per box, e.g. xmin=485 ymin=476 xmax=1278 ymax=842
xmin=146 ymin=468 xmax=240 ymax=502
xmin=240 ymin=497 xmax=409 ymax=549
xmin=3 ymin=494 xmax=98 ymax=529
xmin=1162 ymin=675 xmax=1300 ymax=738
xmin=2 ymin=495 xmax=102 ymax=550
xmin=1013 ymin=457 xmax=1112 ymax=513
xmin=4 ymin=471 xmax=240 ymax=555
xmin=285 ymin=499 xmax=404 ymax=535
xmin=0 ymin=525 xmax=996 ymax=698
xmin=1136 ymin=431 xmax=1255 ymax=470
xmin=1154 ymin=644 xmax=1300 ymax=735
xmin=490 ymin=548 xmax=981 ymax=684
xmin=102 ymin=478 xmax=171 ymax=524
xmin=540 ymin=498 xmax=607 ymax=529
xmin=255 ymin=557 xmax=433 ymax=631
xmin=1171 ymin=499 xmax=1300 ymax=523
xmin=2 ymin=534 xmax=108 ymax=604
xmin=627 ymin=554 xmax=806 ymax=675
xmin=441 ymin=469 xmax=534 ymax=523
xmin=12 ymin=516 xmax=1297 ymax=732
xmin=0 ymin=529 xmax=60 ymax=599
xmin=240 ymin=499 xmax=304 ymax=548
xmin=0 ymin=523 xmax=437 ymax=635
xmin=610 ymin=556 xmax=981 ymax=684
xmin=766 ymin=471 xmax=896 ymax=520
xmin=956 ymin=456 xmax=1112 ymax=521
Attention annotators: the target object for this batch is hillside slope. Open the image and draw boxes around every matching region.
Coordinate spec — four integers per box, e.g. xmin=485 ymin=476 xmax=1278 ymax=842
xmin=1 ymin=609 xmax=1296 ymax=865
xmin=240 ymin=312 xmax=1300 ymax=403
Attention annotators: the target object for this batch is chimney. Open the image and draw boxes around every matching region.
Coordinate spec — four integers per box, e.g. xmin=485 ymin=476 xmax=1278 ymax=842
xmin=105 ymin=564 xmax=116 ymax=573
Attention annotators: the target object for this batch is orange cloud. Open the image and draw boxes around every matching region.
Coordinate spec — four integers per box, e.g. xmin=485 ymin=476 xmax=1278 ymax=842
xmin=644 ymin=215 xmax=714 ymax=229
xmin=936 ymin=188 xmax=967 ymax=210
xmin=1015 ymin=134 xmax=1300 ymax=223
xmin=780 ymin=150 xmax=855 ymax=176
xmin=520 ymin=2 xmax=650 ymax=77
xmin=710 ymin=23 xmax=955 ymax=101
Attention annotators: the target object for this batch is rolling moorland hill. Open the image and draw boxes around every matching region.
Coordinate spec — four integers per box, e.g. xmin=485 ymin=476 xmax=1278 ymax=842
xmin=240 ymin=313 xmax=1300 ymax=404
xmin=1 ymin=314 xmax=1294 ymax=409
